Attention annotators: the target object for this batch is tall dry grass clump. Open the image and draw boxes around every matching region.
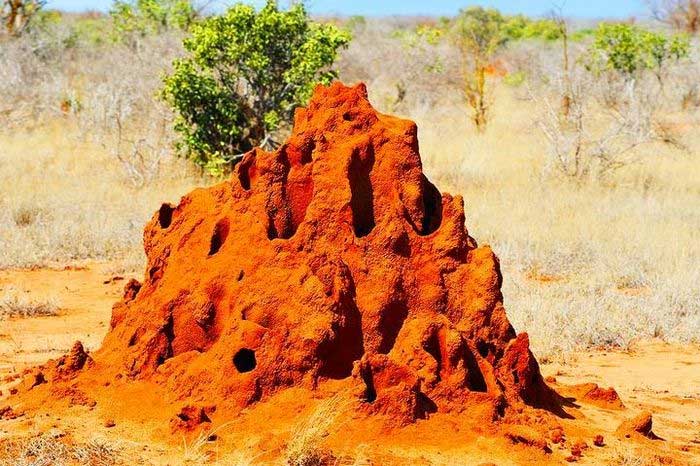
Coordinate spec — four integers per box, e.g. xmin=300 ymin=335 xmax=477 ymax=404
xmin=285 ymin=396 xmax=348 ymax=466
xmin=0 ymin=287 xmax=59 ymax=319
xmin=0 ymin=434 xmax=122 ymax=466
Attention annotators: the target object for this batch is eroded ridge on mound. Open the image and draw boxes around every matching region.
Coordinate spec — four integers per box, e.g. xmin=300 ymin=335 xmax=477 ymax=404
xmin=16 ymin=82 xmax=558 ymax=426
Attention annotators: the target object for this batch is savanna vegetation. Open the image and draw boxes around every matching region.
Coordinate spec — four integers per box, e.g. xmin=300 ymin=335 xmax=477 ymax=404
xmin=1 ymin=0 xmax=699 ymax=361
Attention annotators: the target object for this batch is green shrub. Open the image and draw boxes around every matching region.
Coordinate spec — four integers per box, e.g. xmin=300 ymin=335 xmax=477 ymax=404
xmin=111 ymin=0 xmax=196 ymax=41
xmin=345 ymin=15 xmax=366 ymax=32
xmin=503 ymin=15 xmax=564 ymax=41
xmin=161 ymin=1 xmax=351 ymax=175
xmin=571 ymin=28 xmax=595 ymax=42
xmin=503 ymin=70 xmax=526 ymax=87
xmin=65 ymin=16 xmax=115 ymax=48
xmin=586 ymin=23 xmax=690 ymax=78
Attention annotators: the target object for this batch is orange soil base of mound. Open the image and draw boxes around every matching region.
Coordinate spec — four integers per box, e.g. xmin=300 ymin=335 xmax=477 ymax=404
xmin=1 ymin=271 xmax=699 ymax=464
xmin=4 ymin=83 xmax=693 ymax=463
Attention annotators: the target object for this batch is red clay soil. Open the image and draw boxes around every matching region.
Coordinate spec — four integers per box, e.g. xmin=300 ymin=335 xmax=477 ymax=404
xmin=9 ymin=82 xmax=568 ymax=442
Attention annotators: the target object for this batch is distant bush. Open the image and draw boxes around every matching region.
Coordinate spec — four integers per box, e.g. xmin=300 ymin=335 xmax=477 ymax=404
xmin=451 ymin=6 xmax=510 ymax=131
xmin=345 ymin=15 xmax=366 ymax=32
xmin=503 ymin=15 xmax=564 ymax=41
xmin=65 ymin=16 xmax=115 ymax=48
xmin=161 ymin=1 xmax=350 ymax=175
xmin=585 ymin=23 xmax=690 ymax=79
xmin=537 ymin=23 xmax=692 ymax=181
xmin=111 ymin=0 xmax=196 ymax=44
xmin=395 ymin=8 xmax=567 ymax=131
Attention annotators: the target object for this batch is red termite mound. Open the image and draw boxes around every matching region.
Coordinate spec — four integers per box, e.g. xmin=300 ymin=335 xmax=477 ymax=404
xmin=15 ymin=82 xmax=560 ymax=426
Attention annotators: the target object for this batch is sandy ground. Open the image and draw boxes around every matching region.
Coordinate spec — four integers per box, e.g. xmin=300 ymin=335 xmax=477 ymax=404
xmin=1 ymin=264 xmax=699 ymax=465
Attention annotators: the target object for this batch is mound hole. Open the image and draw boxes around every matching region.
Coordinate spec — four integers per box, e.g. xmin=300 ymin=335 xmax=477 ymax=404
xmin=209 ymin=219 xmax=230 ymax=256
xmin=465 ymin=347 xmax=488 ymax=392
xmin=158 ymin=204 xmax=174 ymax=229
xmin=476 ymin=341 xmax=490 ymax=359
xmin=349 ymin=146 xmax=375 ymax=238
xmin=419 ymin=177 xmax=442 ymax=236
xmin=233 ymin=348 xmax=256 ymax=373
xmin=239 ymin=170 xmax=250 ymax=191
xmin=377 ymin=301 xmax=408 ymax=354
xmin=423 ymin=332 xmax=443 ymax=381
xmin=361 ymin=368 xmax=377 ymax=403
xmin=237 ymin=155 xmax=254 ymax=191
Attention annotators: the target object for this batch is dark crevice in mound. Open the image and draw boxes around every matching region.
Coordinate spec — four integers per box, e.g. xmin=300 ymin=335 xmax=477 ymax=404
xmin=359 ymin=364 xmax=377 ymax=403
xmin=233 ymin=348 xmax=256 ymax=373
xmin=128 ymin=330 xmax=140 ymax=347
xmin=423 ymin=331 xmax=443 ymax=381
xmin=377 ymin=300 xmax=409 ymax=354
xmin=156 ymin=314 xmax=175 ymax=367
xmin=349 ymin=145 xmax=375 ymax=238
xmin=476 ymin=341 xmax=490 ymax=359
xmin=419 ymin=176 xmax=443 ymax=236
xmin=209 ymin=219 xmax=230 ymax=256
xmin=237 ymin=154 xmax=255 ymax=191
xmin=266 ymin=221 xmax=280 ymax=241
xmin=318 ymin=305 xmax=364 ymax=379
xmin=465 ymin=348 xmax=488 ymax=392
xmin=298 ymin=139 xmax=315 ymax=165
xmin=318 ymin=270 xmax=365 ymax=380
xmin=158 ymin=203 xmax=174 ymax=229
xmin=415 ymin=392 xmax=438 ymax=419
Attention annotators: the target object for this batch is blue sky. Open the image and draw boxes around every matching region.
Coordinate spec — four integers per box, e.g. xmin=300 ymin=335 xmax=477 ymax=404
xmin=48 ymin=0 xmax=647 ymax=19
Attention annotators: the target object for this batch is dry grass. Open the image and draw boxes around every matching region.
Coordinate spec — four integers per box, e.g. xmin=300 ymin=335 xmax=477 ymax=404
xmin=0 ymin=121 xmax=201 ymax=271
xmin=609 ymin=445 xmax=657 ymax=466
xmin=285 ymin=396 xmax=348 ymax=466
xmin=0 ymin=434 xmax=122 ymax=466
xmin=179 ymin=422 xmax=259 ymax=465
xmin=0 ymin=288 xmax=59 ymax=319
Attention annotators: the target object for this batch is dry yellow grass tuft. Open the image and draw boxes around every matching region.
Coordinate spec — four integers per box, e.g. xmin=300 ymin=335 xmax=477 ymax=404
xmin=0 ymin=434 xmax=122 ymax=466
xmin=0 ymin=287 xmax=59 ymax=319
xmin=285 ymin=396 xmax=348 ymax=466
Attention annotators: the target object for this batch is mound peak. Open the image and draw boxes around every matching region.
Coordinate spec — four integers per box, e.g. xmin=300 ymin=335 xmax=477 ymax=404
xmin=13 ymin=82 xmax=558 ymax=427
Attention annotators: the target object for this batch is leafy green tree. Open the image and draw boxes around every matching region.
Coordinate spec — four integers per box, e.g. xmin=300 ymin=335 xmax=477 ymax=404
xmin=451 ymin=6 xmax=510 ymax=131
xmin=586 ymin=23 xmax=690 ymax=80
xmin=111 ymin=0 xmax=196 ymax=41
xmin=161 ymin=1 xmax=350 ymax=174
